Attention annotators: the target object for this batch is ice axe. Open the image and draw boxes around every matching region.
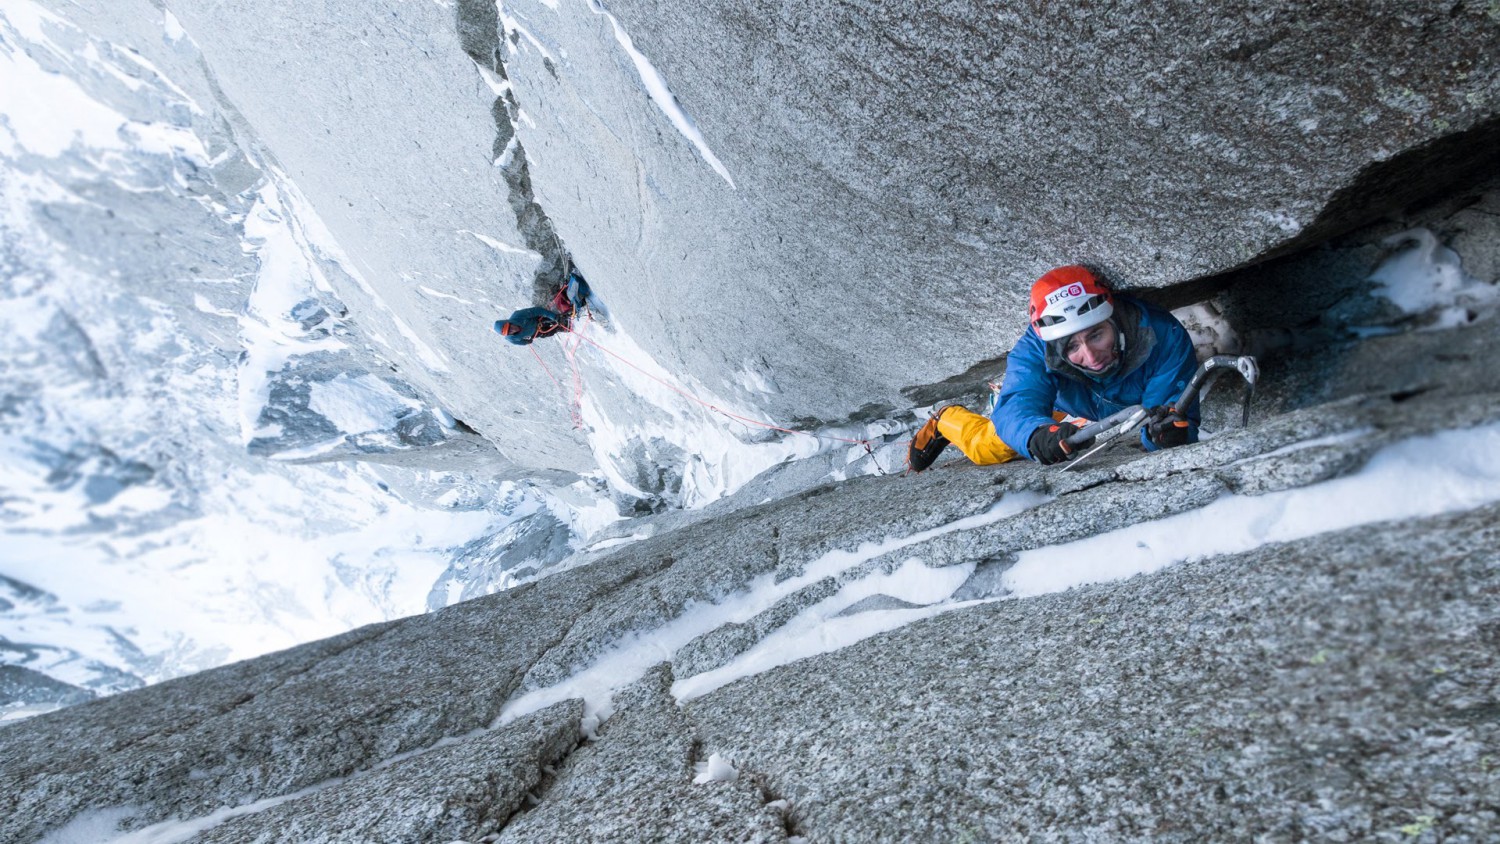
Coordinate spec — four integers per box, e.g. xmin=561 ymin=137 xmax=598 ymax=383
xmin=1060 ymin=355 xmax=1259 ymax=471
xmin=1172 ymin=354 xmax=1259 ymax=428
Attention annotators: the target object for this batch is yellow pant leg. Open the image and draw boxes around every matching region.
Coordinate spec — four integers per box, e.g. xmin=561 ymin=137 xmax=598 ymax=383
xmin=936 ymin=406 xmax=1020 ymax=465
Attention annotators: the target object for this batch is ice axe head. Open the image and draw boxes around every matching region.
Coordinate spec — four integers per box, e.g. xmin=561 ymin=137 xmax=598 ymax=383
xmin=1233 ymin=355 xmax=1259 ymax=387
xmin=1204 ymin=355 xmax=1259 ymax=426
xmin=1172 ymin=355 xmax=1260 ymax=428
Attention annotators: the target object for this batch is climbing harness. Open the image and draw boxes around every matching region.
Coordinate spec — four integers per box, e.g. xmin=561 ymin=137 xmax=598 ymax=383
xmin=1060 ymin=354 xmax=1260 ymax=472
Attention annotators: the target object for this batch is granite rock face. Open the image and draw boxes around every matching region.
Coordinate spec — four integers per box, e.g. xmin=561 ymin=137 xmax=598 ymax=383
xmin=4 ymin=313 xmax=1499 ymax=841
xmin=476 ymin=0 xmax=1500 ymax=427
xmin=151 ymin=0 xmax=1500 ymax=468
xmin=194 ymin=701 xmax=584 ymax=844
xmin=687 ymin=504 xmax=1500 ymax=842
xmin=495 ymin=665 xmax=789 ymax=843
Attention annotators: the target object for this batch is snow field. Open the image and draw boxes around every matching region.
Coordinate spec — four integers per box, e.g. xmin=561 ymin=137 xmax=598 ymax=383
xmin=0 ymin=3 xmax=583 ymax=695
xmin=0 ymin=1 xmax=205 ymax=162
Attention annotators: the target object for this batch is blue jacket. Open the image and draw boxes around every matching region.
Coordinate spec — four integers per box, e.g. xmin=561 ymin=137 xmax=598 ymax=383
xmin=495 ymin=307 xmax=565 ymax=346
xmin=990 ymin=297 xmax=1200 ymax=459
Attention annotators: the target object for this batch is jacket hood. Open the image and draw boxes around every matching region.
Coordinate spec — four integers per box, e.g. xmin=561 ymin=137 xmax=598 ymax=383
xmin=1043 ymin=298 xmax=1157 ymax=385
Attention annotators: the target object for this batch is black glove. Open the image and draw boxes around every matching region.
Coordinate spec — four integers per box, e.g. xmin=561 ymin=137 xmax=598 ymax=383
xmin=1028 ymin=421 xmax=1087 ymax=465
xmin=1144 ymin=406 xmax=1191 ymax=449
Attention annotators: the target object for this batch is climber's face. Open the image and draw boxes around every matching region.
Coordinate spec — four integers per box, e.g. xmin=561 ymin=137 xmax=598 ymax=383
xmin=1063 ymin=321 xmax=1118 ymax=372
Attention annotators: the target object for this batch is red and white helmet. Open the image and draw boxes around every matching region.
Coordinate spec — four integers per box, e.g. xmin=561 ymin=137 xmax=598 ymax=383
xmin=1028 ymin=265 xmax=1115 ymax=342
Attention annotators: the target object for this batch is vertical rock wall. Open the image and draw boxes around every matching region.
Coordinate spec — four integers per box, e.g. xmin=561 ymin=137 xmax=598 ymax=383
xmin=148 ymin=0 xmax=1500 ymax=470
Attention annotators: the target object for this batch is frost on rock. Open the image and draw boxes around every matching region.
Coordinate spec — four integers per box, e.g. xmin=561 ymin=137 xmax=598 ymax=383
xmin=582 ymin=0 xmax=736 ymax=188
xmin=1364 ymin=228 xmax=1498 ymax=331
xmin=691 ymin=752 xmax=738 ymax=784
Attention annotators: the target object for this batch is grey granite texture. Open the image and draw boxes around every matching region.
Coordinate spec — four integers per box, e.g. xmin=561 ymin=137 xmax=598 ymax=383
xmin=194 ymin=701 xmax=583 ymax=844
xmin=496 ymin=665 xmax=788 ymax=843
xmin=4 ymin=316 xmax=1498 ymax=842
xmin=503 ymin=0 xmax=1500 ymax=430
xmin=687 ymin=504 xmax=1500 ymax=842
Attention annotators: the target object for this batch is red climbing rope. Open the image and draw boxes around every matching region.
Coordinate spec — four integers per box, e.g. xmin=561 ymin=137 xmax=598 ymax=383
xmin=522 ymin=311 xmax=888 ymax=473
xmin=563 ymin=324 xmax=876 ymax=451
xmin=564 ymin=316 xmax=589 ymax=427
xmin=529 ymin=343 xmax=565 ymax=394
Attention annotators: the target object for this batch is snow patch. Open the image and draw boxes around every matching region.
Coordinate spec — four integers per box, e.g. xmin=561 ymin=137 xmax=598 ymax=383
xmin=1366 ymin=228 xmax=1497 ymax=328
xmin=1171 ymin=301 xmax=1241 ymax=358
xmin=191 ymin=293 xmax=235 ymax=317
xmin=673 ymin=557 xmax=976 ymax=702
xmin=493 ymin=133 xmax=520 ymax=168
xmin=472 ymin=59 xmax=511 ymax=96
xmin=734 ymin=360 xmax=781 ymax=395
xmin=162 ymin=9 xmax=186 ymax=43
xmin=494 ymin=0 xmax=557 ymax=63
xmin=33 ymin=807 xmax=139 ymax=844
xmin=497 ymin=492 xmax=1047 ymax=728
xmin=417 ymin=285 xmax=477 ymax=306
xmin=1228 ymin=428 xmax=1374 ymax=465
xmin=583 ymin=532 xmax=649 ymax=553
xmin=459 ymin=228 xmax=541 ymax=259
xmin=1255 ymin=209 xmax=1302 ymax=235
xmin=1003 ymin=422 xmax=1500 ymax=598
xmin=42 ymin=777 xmax=343 ymax=844
xmin=0 ymin=4 xmax=132 ymax=157
xmin=113 ymin=47 xmax=203 ymax=115
xmin=692 ymin=753 xmax=738 ymax=784
xmin=307 ymin=374 xmax=422 ymax=435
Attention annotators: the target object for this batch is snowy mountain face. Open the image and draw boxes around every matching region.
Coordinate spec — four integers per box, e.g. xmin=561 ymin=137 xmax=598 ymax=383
xmin=0 ymin=0 xmax=589 ymax=707
xmin=2 ymin=0 xmax=1500 ymax=839
xmin=0 ymin=0 xmax=900 ymax=713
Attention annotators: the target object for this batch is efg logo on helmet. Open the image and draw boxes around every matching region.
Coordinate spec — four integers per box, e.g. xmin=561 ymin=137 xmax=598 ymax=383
xmin=1045 ymin=284 xmax=1085 ymax=306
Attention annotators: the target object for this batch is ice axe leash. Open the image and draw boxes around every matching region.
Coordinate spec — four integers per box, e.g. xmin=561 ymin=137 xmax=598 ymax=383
xmin=1060 ymin=355 xmax=1259 ymax=472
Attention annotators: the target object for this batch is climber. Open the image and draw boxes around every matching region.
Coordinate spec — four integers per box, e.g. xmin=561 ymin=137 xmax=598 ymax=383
xmin=908 ymin=265 xmax=1200 ymax=471
xmin=493 ymin=268 xmax=594 ymax=346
